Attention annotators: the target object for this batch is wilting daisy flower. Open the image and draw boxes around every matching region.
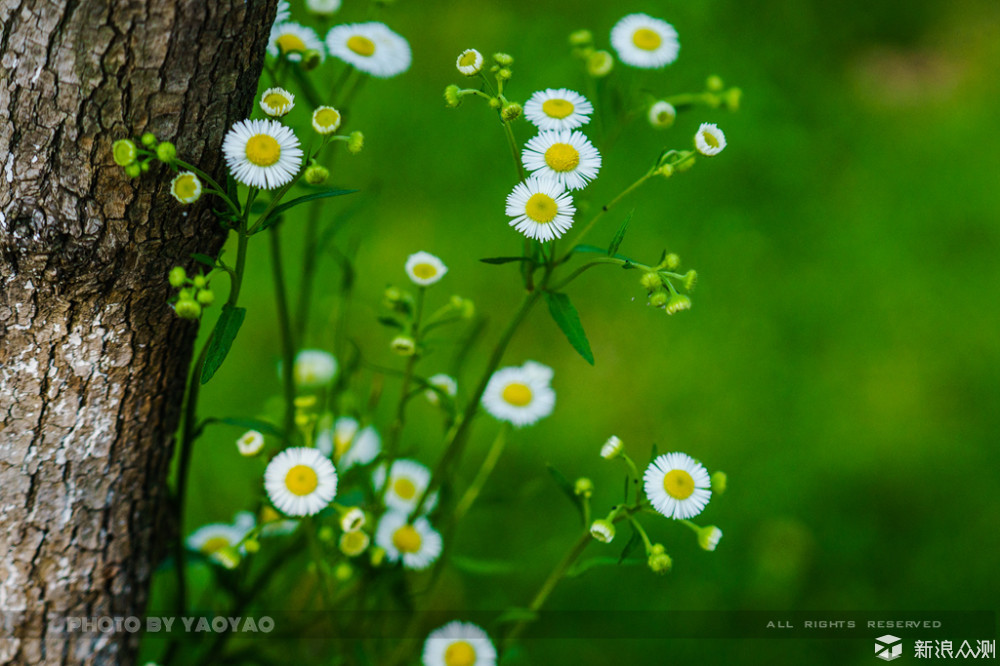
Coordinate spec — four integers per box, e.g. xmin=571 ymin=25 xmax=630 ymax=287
xmin=264 ymin=447 xmax=338 ymax=516
xmin=611 ymin=13 xmax=679 ymax=69
xmin=340 ymin=507 xmax=366 ymax=532
xmin=316 ymin=417 xmax=381 ymax=469
xmin=425 ymin=373 xmax=457 ymax=405
xmin=522 ymin=130 xmax=601 ymax=191
xmin=311 ymin=106 xmax=342 ymax=135
xmin=456 ymin=48 xmax=484 ymax=76
xmin=236 ymin=430 xmax=265 ymax=457
xmin=326 ymin=22 xmax=411 ymax=78
xmin=648 ymin=101 xmax=676 ymax=129
xmin=375 ymin=512 xmax=442 ymax=570
xmin=222 ymin=119 xmax=303 ymax=190
xmin=405 ymin=252 xmax=448 ymax=286
xmin=373 ymin=459 xmax=438 ymax=514
xmin=306 ymin=0 xmax=340 ymax=16
xmin=170 ymin=171 xmax=202 ymax=204
xmin=481 ymin=360 xmax=556 ymax=427
xmin=268 ymin=22 xmax=325 ymax=62
xmin=505 ymin=177 xmax=575 ymax=242
xmin=259 ymin=87 xmax=295 ymax=118
xmin=694 ymin=123 xmax=726 ymax=156
xmin=293 ymin=349 xmax=338 ymax=388
xmin=698 ymin=525 xmax=723 ymax=551
xmin=339 ymin=529 xmax=370 ymax=557
xmin=422 ymin=621 xmax=497 ymax=666
xmin=523 ymin=88 xmax=593 ymax=131
xmin=644 ymin=452 xmax=711 ymax=520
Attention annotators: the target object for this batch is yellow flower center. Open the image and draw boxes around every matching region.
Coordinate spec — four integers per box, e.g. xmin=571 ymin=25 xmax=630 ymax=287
xmin=541 ymin=98 xmax=574 ymax=119
xmin=285 ymin=464 xmax=319 ymax=496
xmin=632 ymin=28 xmax=662 ymax=51
xmin=200 ymin=536 xmax=230 ymax=554
xmin=347 ymin=35 xmax=376 ymax=57
xmin=501 ymin=382 xmax=533 ymax=407
xmin=263 ymin=92 xmax=291 ymax=113
xmin=444 ymin=640 xmax=477 ymax=666
xmin=411 ymin=262 xmax=438 ymax=279
xmin=276 ymin=33 xmax=307 ymax=54
xmin=525 ymin=193 xmax=558 ymax=223
xmin=544 ymin=143 xmax=580 ymax=173
xmin=392 ymin=525 xmax=422 ymax=553
xmin=245 ymin=134 xmax=281 ymax=167
xmin=314 ymin=107 xmax=341 ymax=130
xmin=173 ymin=174 xmax=199 ymax=200
xmin=458 ymin=52 xmax=479 ymax=67
xmin=663 ymin=469 xmax=695 ymax=499
xmin=392 ymin=477 xmax=417 ymax=500
xmin=341 ymin=530 xmax=368 ymax=554
xmin=701 ymin=130 xmax=720 ymax=148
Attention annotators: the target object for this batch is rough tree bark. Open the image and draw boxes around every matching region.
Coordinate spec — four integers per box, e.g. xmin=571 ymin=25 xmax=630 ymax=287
xmin=0 ymin=0 xmax=276 ymax=663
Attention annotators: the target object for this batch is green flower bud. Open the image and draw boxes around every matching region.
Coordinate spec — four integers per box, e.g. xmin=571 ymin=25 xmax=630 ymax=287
xmin=589 ymin=519 xmax=615 ymax=544
xmin=684 ymin=270 xmax=698 ymax=291
xmin=648 ymin=290 xmax=669 ymax=308
xmin=640 ymin=272 xmax=661 ymax=291
xmin=155 ymin=141 xmax=177 ymax=163
xmin=569 ymin=29 xmax=593 ymax=47
xmin=497 ymin=67 xmax=512 ymax=81
xmin=112 ymin=139 xmax=138 ymax=167
xmin=488 ymin=97 xmax=502 ymax=110
xmin=658 ymin=164 xmax=674 ymax=179
xmin=444 ymin=84 xmax=462 ymax=108
xmin=192 ymin=274 xmax=207 ymax=289
xmin=664 ymin=253 xmax=680 ymax=270
xmin=301 ymin=49 xmax=322 ymax=71
xmin=725 ymin=87 xmax=742 ymax=112
xmin=711 ymin=471 xmax=727 ymax=494
xmin=334 ymin=561 xmax=353 ymax=581
xmin=318 ymin=526 xmax=336 ymax=542
xmin=140 ymin=132 xmax=157 ymax=147
xmin=493 ymin=52 xmax=513 ymax=66
xmin=706 ymin=75 xmax=725 ymax=92
xmin=600 ymin=435 xmax=623 ymax=460
xmin=587 ymin=50 xmax=614 ymax=78
xmin=140 ymin=161 xmax=151 ymax=172
xmin=124 ymin=163 xmax=142 ymax=178
xmin=168 ymin=266 xmax=187 ymax=288
xmin=347 ymin=131 xmax=364 ymax=154
xmin=501 ymin=102 xmax=522 ymax=122
xmin=369 ymin=546 xmax=387 ymax=567
xmin=174 ymin=298 xmax=202 ymax=320
xmin=665 ymin=293 xmax=692 ymax=315
xmin=244 ymin=539 xmax=260 ymax=554
xmin=676 ymin=152 xmax=696 ymax=172
xmin=390 ymin=335 xmax=416 ymax=356
xmin=196 ymin=289 xmax=214 ymax=306
xmin=648 ymin=551 xmax=672 ymax=575
xmin=697 ymin=525 xmax=723 ymax=551
xmin=304 ymin=164 xmax=329 ymax=184
xmin=573 ymin=477 xmax=593 ymax=498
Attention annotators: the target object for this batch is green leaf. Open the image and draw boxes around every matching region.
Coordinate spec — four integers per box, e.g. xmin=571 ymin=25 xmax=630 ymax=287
xmin=572 ymin=243 xmax=610 ymax=255
xmin=608 ymin=209 xmax=634 ymax=256
xmin=567 ymin=556 xmax=640 ymax=578
xmin=190 ymin=253 xmax=216 ymax=269
xmin=544 ymin=291 xmax=595 ymax=365
xmin=479 ymin=256 xmax=533 ymax=265
xmin=618 ymin=523 xmax=642 ymax=564
xmin=376 ymin=315 xmax=404 ymax=330
xmin=200 ymin=304 xmax=246 ymax=384
xmin=257 ymin=188 xmax=357 ymax=231
xmin=451 ymin=555 xmax=517 ymax=576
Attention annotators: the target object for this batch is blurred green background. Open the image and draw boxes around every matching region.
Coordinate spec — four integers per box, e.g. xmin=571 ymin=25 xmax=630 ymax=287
xmin=153 ymin=0 xmax=1000 ymax=663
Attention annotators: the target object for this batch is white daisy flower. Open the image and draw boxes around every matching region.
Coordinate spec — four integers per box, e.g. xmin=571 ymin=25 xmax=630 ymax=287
xmin=311 ymin=106 xmax=342 ymax=135
xmin=405 ymin=251 xmax=448 ymax=286
xmin=611 ymin=13 xmax=679 ymax=69
xmin=600 ymin=435 xmax=623 ymax=460
xmin=698 ymin=525 xmax=723 ymax=551
xmin=264 ymin=446 xmax=338 ymax=517
xmin=274 ymin=0 xmax=291 ymax=24
xmin=340 ymin=507 xmax=366 ymax=533
xmin=644 ymin=452 xmax=712 ymax=520
xmin=186 ymin=522 xmax=249 ymax=564
xmin=456 ymin=49 xmax=484 ymax=76
xmin=694 ymin=122 xmax=726 ymax=156
xmin=523 ymin=88 xmax=593 ymax=132
xmin=293 ymin=349 xmax=338 ymax=388
xmin=259 ymin=87 xmax=295 ymax=118
xmin=422 ymin=621 xmax=497 ymax=666
xmin=375 ymin=511 xmax=442 ymax=570
xmin=236 ymin=430 xmax=265 ymax=457
xmin=373 ymin=459 xmax=438 ymax=514
xmin=316 ymin=417 xmax=381 ymax=469
xmin=648 ymin=101 xmax=676 ymax=129
xmin=170 ymin=171 xmax=202 ymax=204
xmin=268 ymin=22 xmax=325 ymax=62
xmin=425 ymin=373 xmax=457 ymax=405
xmin=589 ymin=519 xmax=615 ymax=543
xmin=481 ymin=360 xmax=556 ymax=427
xmin=222 ymin=118 xmax=303 ymax=190
xmin=326 ymin=22 xmax=411 ymax=78
xmin=505 ymin=177 xmax=575 ymax=242
xmin=522 ymin=130 xmax=602 ymax=191
xmin=306 ymin=0 xmax=341 ymax=16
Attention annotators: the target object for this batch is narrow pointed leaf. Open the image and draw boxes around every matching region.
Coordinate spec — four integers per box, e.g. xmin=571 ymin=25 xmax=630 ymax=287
xmin=200 ymin=304 xmax=246 ymax=384
xmin=479 ymin=256 xmax=533 ymax=265
xmin=544 ymin=291 xmax=594 ymax=365
xmin=608 ymin=209 xmax=634 ymax=256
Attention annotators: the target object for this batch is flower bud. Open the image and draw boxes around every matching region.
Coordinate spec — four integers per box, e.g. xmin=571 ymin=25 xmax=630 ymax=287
xmin=347 ymin=131 xmax=364 ymax=154
xmin=124 ymin=163 xmax=142 ymax=178
xmin=725 ymin=87 xmax=742 ymax=112
xmin=501 ymin=102 xmax=522 ymax=122
xmin=244 ymin=539 xmax=260 ymax=554
xmin=664 ymin=253 xmax=680 ymax=270
xmin=676 ymin=151 xmax=696 ymax=172
xmin=456 ymin=49 xmax=484 ymax=76
xmin=665 ymin=293 xmax=692 ymax=315
xmin=369 ymin=546 xmax=386 ymax=567
xmin=174 ymin=298 xmax=202 ymax=320
xmin=301 ymin=49 xmax=323 ymax=71
xmin=658 ymin=164 xmax=674 ymax=179
xmin=648 ymin=290 xmax=668 ymax=308
xmin=168 ymin=266 xmax=187 ymax=288
xmin=684 ymin=270 xmax=698 ymax=291
xmin=196 ymin=289 xmax=214 ymax=306
xmin=192 ymin=274 xmax=207 ymax=289
xmin=318 ymin=525 xmax=336 ymax=542
xmin=112 ymin=139 xmax=138 ymax=167
xmin=587 ymin=50 xmax=614 ymax=77
xmin=140 ymin=161 xmax=151 ymax=173
xmin=488 ymin=97 xmax=502 ymax=110
xmin=304 ymin=164 xmax=330 ymax=184
xmin=155 ymin=141 xmax=177 ymax=163
xmin=340 ymin=530 xmax=371 ymax=557
xmin=569 ymin=29 xmax=593 ymax=47
xmin=334 ymin=561 xmax=353 ymax=581
xmin=236 ymin=430 xmax=265 ymax=456
xmin=444 ymin=84 xmax=462 ymax=108
xmin=340 ymin=507 xmax=366 ymax=533
xmin=711 ymin=471 xmax=727 ymax=494
xmin=140 ymin=132 xmax=158 ymax=147
xmin=697 ymin=525 xmax=723 ymax=551
xmin=589 ymin=519 xmax=615 ymax=544
xmin=573 ymin=477 xmax=593 ymax=498
xmin=600 ymin=435 xmax=623 ymax=460
xmin=647 ymin=101 xmax=676 ymax=129
xmin=640 ymin=272 xmax=661 ymax=291
xmin=493 ymin=52 xmax=513 ymax=66
xmin=706 ymin=75 xmax=725 ymax=92
xmin=497 ymin=67 xmax=512 ymax=81
xmin=648 ymin=550 xmax=672 ymax=574
xmin=390 ymin=335 xmax=416 ymax=356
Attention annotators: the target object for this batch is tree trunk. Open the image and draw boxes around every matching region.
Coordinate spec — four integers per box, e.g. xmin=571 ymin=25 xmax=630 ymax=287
xmin=0 ymin=0 xmax=276 ymax=663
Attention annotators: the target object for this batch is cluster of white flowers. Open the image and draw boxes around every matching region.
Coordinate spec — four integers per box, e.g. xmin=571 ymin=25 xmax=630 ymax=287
xmin=267 ymin=19 xmax=411 ymax=78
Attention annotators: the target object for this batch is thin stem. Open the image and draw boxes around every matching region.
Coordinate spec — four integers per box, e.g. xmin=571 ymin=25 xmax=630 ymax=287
xmin=502 ymin=120 xmax=525 ymax=182
xmin=269 ymin=224 xmax=297 ymax=442
xmin=452 ymin=424 xmax=510 ymax=523
xmin=563 ymin=172 xmax=653 ymax=258
xmin=294 ymin=202 xmax=323 ymax=342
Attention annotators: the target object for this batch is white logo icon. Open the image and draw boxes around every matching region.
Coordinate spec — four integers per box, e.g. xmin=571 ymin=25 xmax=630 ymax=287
xmin=876 ymin=635 xmax=903 ymax=661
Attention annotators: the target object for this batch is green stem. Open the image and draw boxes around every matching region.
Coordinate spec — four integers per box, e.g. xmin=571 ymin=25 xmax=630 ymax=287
xmin=563 ymin=172 xmax=653 ymax=258
xmin=269 ymin=224 xmax=297 ymax=442
xmin=294 ymin=202 xmax=323 ymax=342
xmin=502 ymin=120 xmax=525 ymax=182
xmin=452 ymin=424 xmax=510 ymax=522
